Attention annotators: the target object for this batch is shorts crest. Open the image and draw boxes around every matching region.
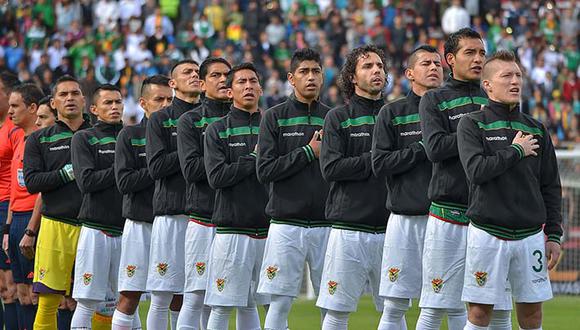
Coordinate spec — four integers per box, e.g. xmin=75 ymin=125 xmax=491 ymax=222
xmin=216 ymin=278 xmax=226 ymax=292
xmin=195 ymin=262 xmax=206 ymax=276
xmin=431 ymin=278 xmax=443 ymax=293
xmin=328 ymin=280 xmax=338 ymax=295
xmin=474 ymin=271 xmax=488 ymax=287
xmin=126 ymin=265 xmax=136 ymax=278
xmin=266 ymin=266 xmax=278 ymax=280
xmin=39 ymin=268 xmax=46 ymax=280
xmin=83 ymin=273 xmax=93 ymax=285
xmin=388 ymin=267 xmax=400 ymax=282
xmin=156 ymin=262 xmax=168 ymax=276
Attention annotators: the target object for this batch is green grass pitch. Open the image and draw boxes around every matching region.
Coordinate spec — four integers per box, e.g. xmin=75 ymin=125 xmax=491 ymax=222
xmin=137 ymin=295 xmax=580 ymax=329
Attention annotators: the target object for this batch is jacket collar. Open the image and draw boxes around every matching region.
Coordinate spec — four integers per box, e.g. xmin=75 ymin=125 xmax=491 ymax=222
xmin=139 ymin=116 xmax=148 ymax=128
xmin=407 ymin=90 xmax=422 ymax=106
xmin=172 ymin=96 xmax=199 ymax=116
xmin=55 ymin=113 xmax=92 ymax=132
xmin=288 ymin=93 xmax=319 ymax=112
xmin=486 ymin=99 xmax=521 ymax=119
xmin=202 ymin=97 xmax=231 ymax=117
xmin=93 ymin=120 xmax=124 ymax=134
xmin=446 ymin=75 xmax=481 ymax=90
xmin=350 ymin=93 xmax=385 ymax=115
xmin=229 ymin=105 xmax=260 ymax=120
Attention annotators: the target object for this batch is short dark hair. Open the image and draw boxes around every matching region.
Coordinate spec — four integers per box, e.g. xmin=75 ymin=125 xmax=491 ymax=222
xmin=199 ymin=57 xmax=231 ymax=80
xmin=0 ymin=71 xmax=20 ymax=92
xmin=11 ymin=83 xmax=45 ymax=107
xmin=170 ymin=59 xmax=199 ymax=76
xmin=444 ymin=28 xmax=482 ymax=65
xmin=92 ymin=84 xmax=121 ymax=105
xmin=338 ymin=44 xmax=388 ymax=100
xmin=51 ymin=75 xmax=80 ymax=96
xmin=482 ymin=50 xmax=518 ymax=80
xmin=140 ymin=74 xmax=170 ymax=97
xmin=39 ymin=95 xmax=57 ymax=116
xmin=225 ymin=62 xmax=261 ymax=88
xmin=407 ymin=45 xmax=440 ymax=68
xmin=290 ymin=48 xmax=322 ymax=73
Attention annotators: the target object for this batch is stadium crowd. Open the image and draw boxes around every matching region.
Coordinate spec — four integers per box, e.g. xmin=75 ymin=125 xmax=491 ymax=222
xmin=0 ymin=0 xmax=578 ymax=142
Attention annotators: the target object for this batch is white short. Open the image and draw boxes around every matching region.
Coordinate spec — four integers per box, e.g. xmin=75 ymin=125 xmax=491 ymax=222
xmin=146 ymin=214 xmax=188 ymax=292
xmin=183 ymin=220 xmax=216 ymax=292
xmin=118 ymin=220 xmax=152 ymax=292
xmin=204 ymin=233 xmax=270 ymax=307
xmin=379 ymin=214 xmax=428 ymax=299
xmin=73 ymin=226 xmax=122 ymax=301
xmin=316 ymin=228 xmax=384 ymax=313
xmin=420 ymin=217 xmax=512 ymax=310
xmin=462 ymin=225 xmax=553 ymax=304
xmin=257 ymin=223 xmax=330 ymax=297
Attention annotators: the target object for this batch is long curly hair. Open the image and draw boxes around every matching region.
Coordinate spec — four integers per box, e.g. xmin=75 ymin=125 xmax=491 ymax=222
xmin=337 ymin=45 xmax=389 ymax=100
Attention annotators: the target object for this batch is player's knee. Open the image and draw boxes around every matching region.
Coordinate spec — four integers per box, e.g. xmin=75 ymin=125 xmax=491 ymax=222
xmin=65 ymin=297 xmax=77 ymax=310
xmin=170 ymin=294 xmax=183 ymax=311
xmin=270 ymin=294 xmax=293 ymax=314
xmin=517 ymin=304 xmax=542 ymax=329
xmin=17 ymin=284 xmax=32 ymax=305
xmin=117 ymin=292 xmax=141 ymax=315
xmin=384 ymin=297 xmax=410 ymax=312
xmin=2 ymin=282 xmax=17 ymax=302
xmin=488 ymin=310 xmax=511 ymax=330
xmin=467 ymin=303 xmax=493 ymax=326
xmin=322 ymin=310 xmax=349 ymax=329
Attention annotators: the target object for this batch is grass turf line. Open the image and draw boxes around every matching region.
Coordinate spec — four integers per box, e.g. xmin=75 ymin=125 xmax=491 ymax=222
xmin=137 ymin=295 xmax=580 ymax=329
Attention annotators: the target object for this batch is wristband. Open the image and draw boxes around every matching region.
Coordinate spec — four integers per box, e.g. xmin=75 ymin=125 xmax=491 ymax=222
xmin=3 ymin=224 xmax=10 ymax=235
xmin=24 ymin=229 xmax=36 ymax=237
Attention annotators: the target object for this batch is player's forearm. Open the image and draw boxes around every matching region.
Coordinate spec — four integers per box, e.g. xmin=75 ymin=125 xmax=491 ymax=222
xmin=27 ymin=195 xmax=42 ymax=232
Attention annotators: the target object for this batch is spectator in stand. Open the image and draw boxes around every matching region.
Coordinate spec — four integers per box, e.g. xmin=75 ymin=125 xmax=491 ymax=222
xmin=441 ymin=0 xmax=470 ymax=35
xmin=0 ymin=0 xmax=576 ymax=143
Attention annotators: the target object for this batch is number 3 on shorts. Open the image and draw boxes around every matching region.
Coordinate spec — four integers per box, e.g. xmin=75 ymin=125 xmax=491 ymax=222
xmin=532 ymin=250 xmax=543 ymax=272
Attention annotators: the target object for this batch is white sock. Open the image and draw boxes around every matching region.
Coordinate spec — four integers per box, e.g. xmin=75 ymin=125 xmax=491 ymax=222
xmin=321 ymin=310 xmax=349 ymax=330
xmin=264 ymin=295 xmax=293 ymax=330
xmin=488 ymin=310 xmax=511 ymax=330
xmin=112 ymin=309 xmax=134 ymax=330
xmin=71 ymin=299 xmax=99 ymax=329
xmin=201 ymin=305 xmax=211 ymax=329
xmin=464 ymin=320 xmax=488 ymax=330
xmin=236 ymin=306 xmax=261 ymax=330
xmin=207 ymin=306 xmax=233 ymax=330
xmin=377 ymin=297 xmax=410 ymax=330
xmin=132 ymin=310 xmax=142 ymax=329
xmin=170 ymin=310 xmax=180 ymax=330
xmin=177 ymin=291 xmax=205 ymax=330
xmin=448 ymin=308 xmax=468 ymax=330
xmin=146 ymin=291 xmax=173 ymax=330
xmin=416 ymin=308 xmax=445 ymax=330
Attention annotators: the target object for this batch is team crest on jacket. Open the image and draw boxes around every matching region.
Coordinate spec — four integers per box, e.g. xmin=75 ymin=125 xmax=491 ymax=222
xmin=195 ymin=262 xmax=206 ymax=276
xmin=39 ymin=268 xmax=46 ymax=280
xmin=83 ymin=273 xmax=93 ymax=285
xmin=328 ymin=281 xmax=338 ymax=295
xmin=388 ymin=267 xmax=400 ymax=282
xmin=431 ymin=278 xmax=443 ymax=293
xmin=126 ymin=265 xmax=136 ymax=278
xmin=474 ymin=271 xmax=488 ymax=287
xmin=216 ymin=278 xmax=226 ymax=292
xmin=266 ymin=266 xmax=278 ymax=280
xmin=156 ymin=262 xmax=168 ymax=276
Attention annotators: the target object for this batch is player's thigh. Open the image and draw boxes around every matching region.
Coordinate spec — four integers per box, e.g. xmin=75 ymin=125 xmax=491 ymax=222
xmin=316 ymin=229 xmax=370 ymax=312
xmin=462 ymin=225 xmax=510 ymax=306
xmin=509 ymin=231 xmax=553 ymax=303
